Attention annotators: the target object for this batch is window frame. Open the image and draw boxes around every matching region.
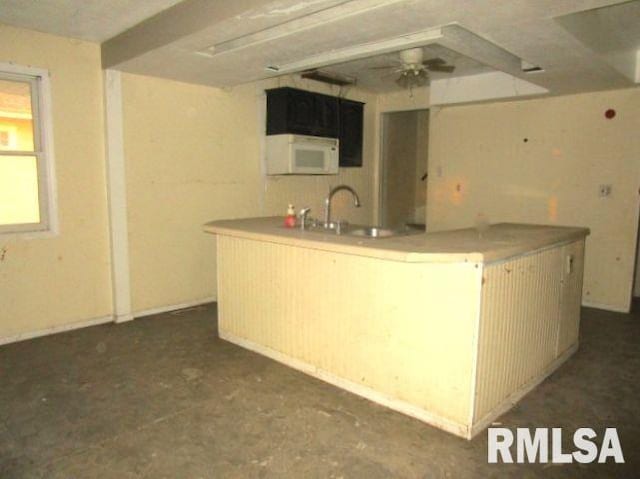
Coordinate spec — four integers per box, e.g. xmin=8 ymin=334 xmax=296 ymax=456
xmin=0 ymin=62 xmax=57 ymax=237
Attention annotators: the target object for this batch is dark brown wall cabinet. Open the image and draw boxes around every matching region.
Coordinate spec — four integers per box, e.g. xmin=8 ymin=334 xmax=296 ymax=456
xmin=338 ymin=98 xmax=364 ymax=167
xmin=266 ymin=87 xmax=364 ymax=168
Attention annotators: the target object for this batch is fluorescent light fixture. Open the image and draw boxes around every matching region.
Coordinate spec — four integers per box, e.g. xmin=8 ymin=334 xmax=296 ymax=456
xmin=301 ymin=69 xmax=356 ymax=86
xmin=266 ymin=28 xmax=443 ymax=75
xmin=197 ymin=0 xmax=407 ymax=58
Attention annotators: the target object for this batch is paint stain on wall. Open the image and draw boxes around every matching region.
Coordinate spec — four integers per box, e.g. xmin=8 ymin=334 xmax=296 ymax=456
xmin=450 ymin=178 xmax=468 ymax=206
xmin=548 ymin=196 xmax=558 ymax=222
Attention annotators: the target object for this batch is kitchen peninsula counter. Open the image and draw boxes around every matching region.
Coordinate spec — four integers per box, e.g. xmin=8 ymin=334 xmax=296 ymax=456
xmin=204 ymin=217 xmax=589 ymax=439
xmin=203 ymin=216 xmax=588 ymax=264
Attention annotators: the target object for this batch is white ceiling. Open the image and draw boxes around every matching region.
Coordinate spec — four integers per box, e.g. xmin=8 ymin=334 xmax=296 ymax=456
xmin=0 ymin=0 xmax=638 ymax=97
xmin=99 ymin=0 xmax=639 ymax=96
xmin=0 ymin=0 xmax=184 ymax=42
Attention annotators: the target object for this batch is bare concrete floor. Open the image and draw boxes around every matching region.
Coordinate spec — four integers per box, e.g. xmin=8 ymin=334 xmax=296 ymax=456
xmin=0 ymin=304 xmax=638 ymax=478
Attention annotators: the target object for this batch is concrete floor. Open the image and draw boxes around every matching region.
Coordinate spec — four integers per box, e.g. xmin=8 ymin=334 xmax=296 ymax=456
xmin=0 ymin=304 xmax=638 ymax=478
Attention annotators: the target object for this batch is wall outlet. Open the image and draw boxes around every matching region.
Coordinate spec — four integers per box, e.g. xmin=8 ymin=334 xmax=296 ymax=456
xmin=599 ymin=184 xmax=612 ymax=197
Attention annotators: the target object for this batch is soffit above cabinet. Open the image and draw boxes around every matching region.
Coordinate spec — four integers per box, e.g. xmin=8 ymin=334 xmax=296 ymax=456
xmin=96 ymin=0 xmax=639 ymax=96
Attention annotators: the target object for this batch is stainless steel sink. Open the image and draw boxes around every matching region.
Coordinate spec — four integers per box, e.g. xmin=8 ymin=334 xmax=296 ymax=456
xmin=346 ymin=226 xmax=400 ymax=238
xmin=303 ymin=222 xmax=421 ymax=239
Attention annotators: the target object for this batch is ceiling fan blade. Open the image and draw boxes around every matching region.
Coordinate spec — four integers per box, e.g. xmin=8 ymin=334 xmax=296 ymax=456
xmin=423 ymin=58 xmax=446 ymax=66
xmin=427 ymin=64 xmax=455 ymax=73
xmin=369 ymin=65 xmax=397 ymax=70
xmin=381 ymin=69 xmax=400 ymax=77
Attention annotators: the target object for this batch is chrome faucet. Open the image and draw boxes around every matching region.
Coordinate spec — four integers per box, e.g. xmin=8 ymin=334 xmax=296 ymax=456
xmin=298 ymin=207 xmax=312 ymax=230
xmin=324 ymin=185 xmax=361 ymax=227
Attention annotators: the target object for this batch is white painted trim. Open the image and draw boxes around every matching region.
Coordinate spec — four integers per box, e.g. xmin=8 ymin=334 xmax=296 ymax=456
xmin=0 ymin=315 xmax=113 ymax=346
xmin=134 ymin=296 xmax=216 ymax=319
xmin=468 ymin=342 xmax=579 ymax=439
xmin=0 ymin=298 xmax=217 ymax=346
xmin=468 ymin=263 xmax=484 ymax=431
xmin=219 ymin=328 xmax=469 ymax=439
xmin=581 ymin=300 xmax=629 ymax=314
xmin=257 ymin=86 xmax=267 ymax=215
xmin=104 ymin=70 xmax=133 ymax=323
xmin=37 ymin=65 xmax=59 ymax=236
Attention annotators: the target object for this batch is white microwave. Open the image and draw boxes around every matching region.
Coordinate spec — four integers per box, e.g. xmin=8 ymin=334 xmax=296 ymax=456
xmin=266 ymin=134 xmax=339 ymax=175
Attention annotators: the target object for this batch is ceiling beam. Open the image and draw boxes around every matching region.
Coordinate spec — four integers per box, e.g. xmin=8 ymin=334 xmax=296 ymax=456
xmin=102 ymin=0 xmax=283 ymax=69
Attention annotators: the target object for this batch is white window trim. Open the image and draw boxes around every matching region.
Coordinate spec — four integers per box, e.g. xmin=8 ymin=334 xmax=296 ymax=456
xmin=0 ymin=61 xmax=58 ymax=238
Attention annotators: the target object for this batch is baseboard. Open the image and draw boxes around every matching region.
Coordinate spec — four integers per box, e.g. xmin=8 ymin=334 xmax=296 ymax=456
xmin=468 ymin=342 xmax=579 ymax=439
xmin=582 ymin=301 xmax=629 ymax=314
xmin=115 ymin=313 xmax=134 ymax=323
xmin=0 ymin=297 xmax=217 ymax=346
xmin=133 ymin=296 xmax=216 ymax=319
xmin=219 ymin=329 xmax=469 ymax=439
xmin=0 ymin=315 xmax=114 ymax=346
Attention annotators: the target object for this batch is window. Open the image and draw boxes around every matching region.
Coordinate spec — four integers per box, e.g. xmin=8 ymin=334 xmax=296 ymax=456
xmin=0 ymin=63 xmax=56 ymax=235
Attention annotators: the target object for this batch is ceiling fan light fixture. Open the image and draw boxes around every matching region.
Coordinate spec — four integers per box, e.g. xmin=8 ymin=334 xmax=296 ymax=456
xmin=395 ymin=69 xmax=429 ymax=89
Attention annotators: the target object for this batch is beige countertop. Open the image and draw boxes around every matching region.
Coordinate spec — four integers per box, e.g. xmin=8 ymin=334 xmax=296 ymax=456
xmin=203 ymin=217 xmax=589 ymax=264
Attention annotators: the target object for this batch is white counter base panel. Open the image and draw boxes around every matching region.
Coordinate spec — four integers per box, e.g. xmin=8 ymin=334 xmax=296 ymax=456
xmin=219 ymin=329 xmax=469 ymax=438
xmin=210 ymin=222 xmax=588 ymax=439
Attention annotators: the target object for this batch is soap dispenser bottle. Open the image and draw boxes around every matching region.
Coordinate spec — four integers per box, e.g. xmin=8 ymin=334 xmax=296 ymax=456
xmin=284 ymin=204 xmax=296 ymax=228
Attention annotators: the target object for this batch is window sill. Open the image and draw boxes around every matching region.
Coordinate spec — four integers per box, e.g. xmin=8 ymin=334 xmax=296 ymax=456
xmin=0 ymin=227 xmax=58 ymax=240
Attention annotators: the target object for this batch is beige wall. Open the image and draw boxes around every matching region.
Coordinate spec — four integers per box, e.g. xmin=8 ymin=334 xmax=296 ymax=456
xmin=122 ymin=75 xmax=261 ymax=313
xmin=2 ymin=23 xmax=636 ymax=340
xmin=427 ymin=88 xmax=640 ymax=312
xmin=0 ymin=25 xmax=112 ymax=338
xmin=121 ymin=73 xmax=377 ymax=314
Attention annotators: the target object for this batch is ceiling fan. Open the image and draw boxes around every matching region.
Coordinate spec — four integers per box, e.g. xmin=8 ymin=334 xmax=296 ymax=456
xmin=370 ymin=47 xmax=455 ymax=89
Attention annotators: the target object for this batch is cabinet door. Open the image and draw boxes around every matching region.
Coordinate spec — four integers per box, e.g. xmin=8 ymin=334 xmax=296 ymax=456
xmin=557 ymin=240 xmax=585 ymax=355
xmin=266 ymin=87 xmax=347 ymax=139
xmin=339 ymin=99 xmax=364 ymax=167
xmin=265 ymin=88 xmax=289 ymax=135
xmin=315 ymin=95 xmax=340 ymax=138
xmin=286 ymin=89 xmax=317 ymax=136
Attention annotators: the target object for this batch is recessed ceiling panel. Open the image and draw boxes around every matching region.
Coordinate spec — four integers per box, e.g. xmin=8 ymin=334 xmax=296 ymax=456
xmin=322 ymin=44 xmax=493 ymax=93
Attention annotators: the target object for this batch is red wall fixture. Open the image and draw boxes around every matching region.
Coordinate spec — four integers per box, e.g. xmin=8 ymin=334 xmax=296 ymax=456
xmin=605 ymin=108 xmax=616 ymax=119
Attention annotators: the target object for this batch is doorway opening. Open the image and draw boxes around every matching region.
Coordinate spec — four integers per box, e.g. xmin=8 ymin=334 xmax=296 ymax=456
xmin=379 ymin=109 xmax=429 ymax=229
